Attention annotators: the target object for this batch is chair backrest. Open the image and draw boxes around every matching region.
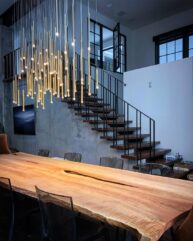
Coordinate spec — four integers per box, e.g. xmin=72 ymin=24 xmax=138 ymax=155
xmin=0 ymin=177 xmax=14 ymax=241
xmin=139 ymin=163 xmax=172 ymax=176
xmin=38 ymin=149 xmax=50 ymax=157
xmin=0 ymin=134 xmax=11 ymax=154
xmin=35 ymin=186 xmax=77 ymax=241
xmin=174 ymin=206 xmax=193 ymax=241
xmin=100 ymin=157 xmax=124 ymax=169
xmin=64 ymin=152 xmax=82 ymax=162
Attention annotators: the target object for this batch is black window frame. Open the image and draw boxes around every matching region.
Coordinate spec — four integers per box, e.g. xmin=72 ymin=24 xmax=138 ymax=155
xmin=153 ymin=24 xmax=193 ymax=64
xmin=89 ymin=19 xmax=127 ymax=73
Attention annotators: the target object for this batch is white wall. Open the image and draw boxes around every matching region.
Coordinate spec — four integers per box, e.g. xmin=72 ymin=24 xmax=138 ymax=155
xmin=129 ymin=8 xmax=193 ymax=70
xmin=124 ymin=57 xmax=193 ymax=161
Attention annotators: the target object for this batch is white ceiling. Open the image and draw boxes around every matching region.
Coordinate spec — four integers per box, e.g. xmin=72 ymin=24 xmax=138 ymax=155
xmin=91 ymin=0 xmax=193 ymax=29
xmin=0 ymin=0 xmax=13 ymax=15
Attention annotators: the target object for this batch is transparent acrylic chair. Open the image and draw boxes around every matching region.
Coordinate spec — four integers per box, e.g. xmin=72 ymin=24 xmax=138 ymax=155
xmin=35 ymin=186 xmax=108 ymax=241
xmin=0 ymin=177 xmax=15 ymax=241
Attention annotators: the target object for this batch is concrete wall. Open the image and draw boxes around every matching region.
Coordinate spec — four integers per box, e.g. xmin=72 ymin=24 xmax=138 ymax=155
xmin=124 ymin=57 xmax=193 ymax=161
xmin=4 ymin=85 xmax=128 ymax=166
xmin=129 ymin=8 xmax=193 ymax=70
xmin=0 ymin=25 xmax=12 ymax=125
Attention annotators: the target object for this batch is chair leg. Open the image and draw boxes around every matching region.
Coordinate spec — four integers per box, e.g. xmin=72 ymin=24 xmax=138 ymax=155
xmin=123 ymin=230 xmax=127 ymax=241
xmin=104 ymin=227 xmax=111 ymax=241
xmin=170 ymin=227 xmax=175 ymax=241
xmin=9 ymin=208 xmax=15 ymax=241
xmin=116 ymin=228 xmax=120 ymax=241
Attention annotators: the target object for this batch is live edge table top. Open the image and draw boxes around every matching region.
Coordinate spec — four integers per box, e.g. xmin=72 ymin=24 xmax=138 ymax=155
xmin=0 ymin=152 xmax=193 ymax=241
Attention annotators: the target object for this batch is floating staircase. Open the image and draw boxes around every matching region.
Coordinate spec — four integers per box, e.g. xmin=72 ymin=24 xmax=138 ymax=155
xmin=63 ymin=74 xmax=171 ymax=166
xmin=4 ymin=50 xmax=172 ymax=167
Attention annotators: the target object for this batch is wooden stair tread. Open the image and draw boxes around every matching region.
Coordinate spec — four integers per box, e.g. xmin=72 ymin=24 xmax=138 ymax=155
xmin=85 ymin=120 xmax=132 ymax=125
xmin=71 ymin=106 xmax=115 ymax=112
xmin=73 ymin=103 xmax=110 ymax=107
xmin=76 ymin=93 xmax=98 ymax=97
xmin=76 ymin=113 xmax=124 ymax=119
xmin=92 ymin=127 xmax=138 ymax=132
xmin=65 ymin=96 xmax=101 ymax=102
xmin=101 ymin=134 xmax=149 ymax=141
xmin=86 ymin=109 xmax=115 ymax=113
xmin=121 ymin=149 xmax=171 ymax=160
xmin=111 ymin=141 xmax=160 ymax=150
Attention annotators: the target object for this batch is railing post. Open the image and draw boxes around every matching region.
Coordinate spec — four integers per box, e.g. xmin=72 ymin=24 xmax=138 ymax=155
xmin=149 ymin=119 xmax=152 ymax=161
xmin=136 ymin=111 xmax=139 ymax=167
xmin=139 ymin=112 xmax=142 ymax=166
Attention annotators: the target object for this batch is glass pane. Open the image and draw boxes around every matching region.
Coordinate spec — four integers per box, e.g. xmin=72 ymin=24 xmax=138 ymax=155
xmin=120 ymin=45 xmax=125 ymax=55
xmin=121 ymin=54 xmax=125 ymax=65
xmin=189 ymin=49 xmax=193 ymax=57
xmin=95 ymin=34 xmax=100 ymax=44
xmin=90 ymin=54 xmax=95 ymax=60
xmin=159 ymin=44 xmax=166 ymax=56
xmin=103 ymin=48 xmax=113 ymax=72
xmin=167 ymin=41 xmax=175 ymax=54
xmin=167 ymin=54 xmax=175 ymax=62
xmin=121 ymin=36 xmax=125 ymax=45
xmin=103 ymin=28 xmax=113 ymax=48
xmin=176 ymin=52 xmax=182 ymax=60
xmin=95 ymin=45 xmax=100 ymax=56
xmin=90 ymin=21 xmax=94 ymax=32
xmin=176 ymin=39 xmax=183 ymax=52
xmin=189 ymin=35 xmax=193 ymax=49
xmin=95 ymin=24 xmax=100 ymax=34
xmin=160 ymin=56 xmax=166 ymax=64
xmin=90 ymin=43 xmax=95 ymax=55
xmin=90 ymin=33 xmax=94 ymax=43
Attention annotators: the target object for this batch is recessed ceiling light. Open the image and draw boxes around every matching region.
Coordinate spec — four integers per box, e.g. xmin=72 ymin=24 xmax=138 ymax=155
xmin=106 ymin=3 xmax=112 ymax=8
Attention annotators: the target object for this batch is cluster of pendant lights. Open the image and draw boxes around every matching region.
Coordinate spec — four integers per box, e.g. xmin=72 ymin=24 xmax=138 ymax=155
xmin=12 ymin=0 xmax=98 ymax=111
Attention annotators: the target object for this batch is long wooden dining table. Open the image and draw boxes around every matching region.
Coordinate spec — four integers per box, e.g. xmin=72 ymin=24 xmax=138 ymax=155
xmin=0 ymin=152 xmax=193 ymax=241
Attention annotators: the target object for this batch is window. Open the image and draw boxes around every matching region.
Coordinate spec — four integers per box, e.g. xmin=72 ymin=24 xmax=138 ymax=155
xmin=189 ymin=35 xmax=193 ymax=57
xmin=154 ymin=24 xmax=193 ymax=64
xmin=159 ymin=39 xmax=183 ymax=64
xmin=89 ymin=19 xmax=126 ymax=73
xmin=90 ymin=21 xmax=101 ymax=66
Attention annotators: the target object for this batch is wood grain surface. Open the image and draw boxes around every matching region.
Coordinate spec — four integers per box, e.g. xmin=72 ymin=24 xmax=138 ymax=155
xmin=0 ymin=152 xmax=193 ymax=241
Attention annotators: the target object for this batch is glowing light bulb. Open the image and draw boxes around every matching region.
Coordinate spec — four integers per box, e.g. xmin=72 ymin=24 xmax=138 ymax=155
xmin=55 ymin=32 xmax=59 ymax=37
